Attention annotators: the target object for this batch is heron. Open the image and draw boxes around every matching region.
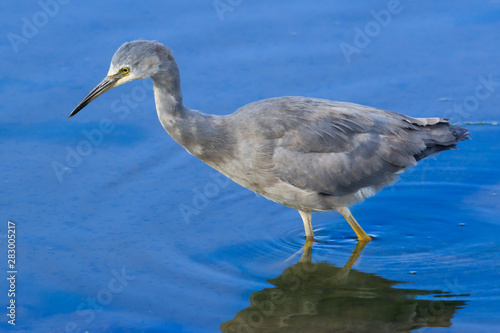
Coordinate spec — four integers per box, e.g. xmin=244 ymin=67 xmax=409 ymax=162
xmin=69 ymin=40 xmax=469 ymax=243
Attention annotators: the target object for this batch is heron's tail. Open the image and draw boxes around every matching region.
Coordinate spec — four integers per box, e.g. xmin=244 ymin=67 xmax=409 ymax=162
xmin=450 ymin=124 xmax=470 ymax=143
xmin=413 ymin=120 xmax=470 ymax=161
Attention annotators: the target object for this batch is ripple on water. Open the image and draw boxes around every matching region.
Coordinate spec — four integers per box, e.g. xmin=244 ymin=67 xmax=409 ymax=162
xmin=181 ymin=176 xmax=498 ymax=330
xmin=225 ymin=180 xmax=500 ymax=296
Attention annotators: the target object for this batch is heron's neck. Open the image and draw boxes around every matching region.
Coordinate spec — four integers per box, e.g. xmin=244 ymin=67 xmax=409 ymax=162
xmin=151 ymin=75 xmax=235 ymax=167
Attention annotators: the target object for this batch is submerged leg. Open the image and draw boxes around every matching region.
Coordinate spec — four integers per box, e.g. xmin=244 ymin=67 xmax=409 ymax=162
xmin=298 ymin=210 xmax=314 ymax=240
xmin=336 ymin=207 xmax=372 ymax=242
xmin=299 ymin=237 xmax=313 ymax=263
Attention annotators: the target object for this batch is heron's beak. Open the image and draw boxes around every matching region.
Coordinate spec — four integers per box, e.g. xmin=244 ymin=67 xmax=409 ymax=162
xmin=68 ymin=76 xmax=119 ymax=118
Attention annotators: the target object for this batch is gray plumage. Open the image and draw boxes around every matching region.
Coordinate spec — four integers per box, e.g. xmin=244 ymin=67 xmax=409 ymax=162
xmin=69 ymin=40 xmax=470 ymax=243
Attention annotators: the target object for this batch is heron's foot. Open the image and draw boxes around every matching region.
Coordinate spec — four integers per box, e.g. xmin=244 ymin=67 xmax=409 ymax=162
xmin=337 ymin=207 xmax=372 ymax=243
xmin=357 ymin=234 xmax=372 ymax=243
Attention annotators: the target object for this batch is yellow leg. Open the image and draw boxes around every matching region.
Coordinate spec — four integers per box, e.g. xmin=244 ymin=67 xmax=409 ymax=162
xmin=298 ymin=210 xmax=314 ymax=241
xmin=336 ymin=207 xmax=372 ymax=242
xmin=299 ymin=237 xmax=313 ymax=263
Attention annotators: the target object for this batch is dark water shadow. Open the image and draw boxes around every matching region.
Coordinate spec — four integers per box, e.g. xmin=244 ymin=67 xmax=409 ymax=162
xmin=221 ymin=242 xmax=468 ymax=333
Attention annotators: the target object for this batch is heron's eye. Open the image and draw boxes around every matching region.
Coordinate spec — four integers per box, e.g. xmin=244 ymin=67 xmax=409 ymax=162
xmin=120 ymin=67 xmax=130 ymax=74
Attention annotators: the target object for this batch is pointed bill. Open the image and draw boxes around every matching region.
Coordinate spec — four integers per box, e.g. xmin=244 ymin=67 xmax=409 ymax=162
xmin=68 ymin=76 xmax=118 ymax=118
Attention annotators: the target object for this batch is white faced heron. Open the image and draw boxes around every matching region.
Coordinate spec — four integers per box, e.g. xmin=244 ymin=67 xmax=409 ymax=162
xmin=69 ymin=40 xmax=469 ymax=243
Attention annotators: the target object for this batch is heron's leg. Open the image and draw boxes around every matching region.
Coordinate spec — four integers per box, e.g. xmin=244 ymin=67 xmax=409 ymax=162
xmin=298 ymin=210 xmax=314 ymax=241
xmin=337 ymin=207 xmax=372 ymax=242
xmin=299 ymin=237 xmax=313 ymax=263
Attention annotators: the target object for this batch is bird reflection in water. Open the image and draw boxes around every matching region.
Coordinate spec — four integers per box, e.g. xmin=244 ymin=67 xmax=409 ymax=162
xmin=221 ymin=241 xmax=467 ymax=333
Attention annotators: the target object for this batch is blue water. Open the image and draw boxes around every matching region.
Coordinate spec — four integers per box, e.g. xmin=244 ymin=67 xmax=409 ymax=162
xmin=1 ymin=1 xmax=500 ymax=332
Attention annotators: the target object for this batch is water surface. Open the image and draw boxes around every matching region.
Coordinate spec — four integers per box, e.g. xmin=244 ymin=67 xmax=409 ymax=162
xmin=1 ymin=1 xmax=500 ymax=332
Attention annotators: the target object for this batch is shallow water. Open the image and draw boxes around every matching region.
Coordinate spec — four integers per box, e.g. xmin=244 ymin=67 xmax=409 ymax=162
xmin=1 ymin=1 xmax=500 ymax=332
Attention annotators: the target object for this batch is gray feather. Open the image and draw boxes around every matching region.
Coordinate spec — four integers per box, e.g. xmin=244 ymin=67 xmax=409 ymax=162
xmin=229 ymin=97 xmax=469 ymax=199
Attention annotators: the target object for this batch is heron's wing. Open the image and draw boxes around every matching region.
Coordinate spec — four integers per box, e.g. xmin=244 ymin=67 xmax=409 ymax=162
xmin=260 ymin=98 xmax=452 ymax=196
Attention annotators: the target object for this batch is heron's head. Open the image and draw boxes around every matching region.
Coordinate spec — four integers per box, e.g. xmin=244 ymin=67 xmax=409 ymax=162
xmin=69 ymin=40 xmax=175 ymax=118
